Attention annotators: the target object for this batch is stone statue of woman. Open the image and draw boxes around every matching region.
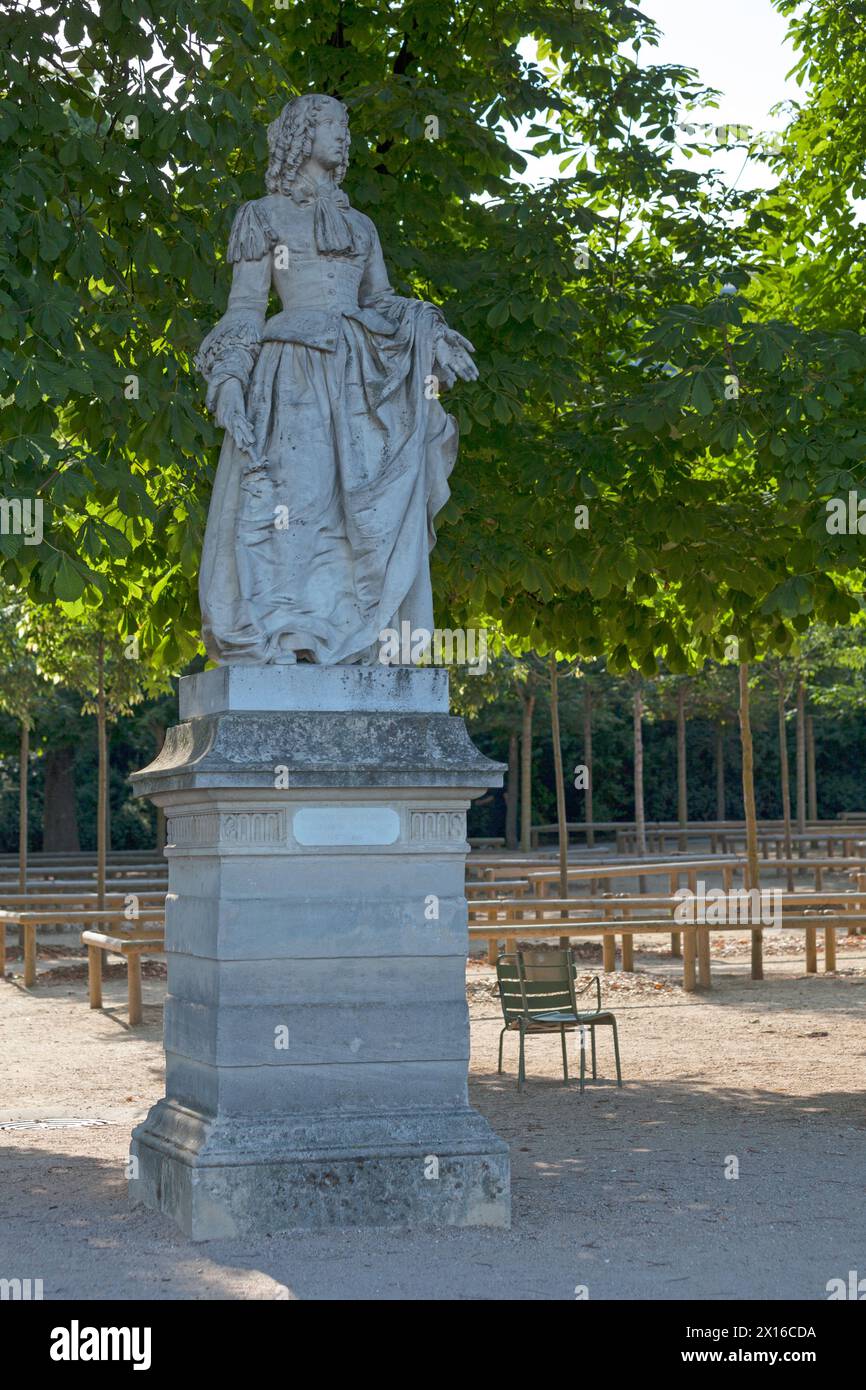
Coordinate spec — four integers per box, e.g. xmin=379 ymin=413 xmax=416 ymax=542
xmin=195 ymin=93 xmax=478 ymax=666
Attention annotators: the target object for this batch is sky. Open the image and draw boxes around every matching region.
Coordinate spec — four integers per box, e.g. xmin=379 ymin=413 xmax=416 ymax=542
xmin=517 ymin=0 xmax=808 ymax=191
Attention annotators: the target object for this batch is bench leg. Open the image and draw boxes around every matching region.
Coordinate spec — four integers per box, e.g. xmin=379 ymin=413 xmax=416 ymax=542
xmin=602 ymin=933 xmax=616 ymax=974
xmin=751 ymin=928 xmax=763 ymax=982
xmin=683 ymin=927 xmax=697 ymax=992
xmin=127 ymin=951 xmax=143 ymax=1026
xmin=824 ymin=925 xmax=837 ymax=973
xmin=23 ymin=925 xmax=36 ymax=988
xmin=805 ymin=923 xmax=817 ymax=974
xmin=670 ymin=931 xmax=682 ymax=958
xmin=88 ymin=944 xmax=103 ymax=1010
xmin=0 ymin=920 xmax=5 ymax=981
xmin=621 ymin=933 xmax=634 ymax=972
xmin=697 ymin=925 xmax=711 ymax=989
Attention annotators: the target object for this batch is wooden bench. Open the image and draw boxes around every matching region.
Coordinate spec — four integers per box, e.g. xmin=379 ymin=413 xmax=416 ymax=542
xmin=0 ymin=892 xmax=166 ymax=910
xmin=468 ymin=892 xmax=866 ymax=990
xmin=0 ymin=908 xmax=165 ymax=987
xmin=469 ymin=912 xmax=710 ymax=989
xmin=0 ymin=866 xmax=167 ymax=883
xmin=465 ymin=878 xmax=530 ymax=898
xmin=0 ymin=878 xmax=168 ymax=897
xmin=81 ymin=928 xmax=165 ymax=1026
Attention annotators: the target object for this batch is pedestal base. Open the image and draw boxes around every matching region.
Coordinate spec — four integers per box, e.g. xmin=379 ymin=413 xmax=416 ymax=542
xmin=128 ymin=665 xmax=510 ymax=1238
xmin=131 ymin=1101 xmax=509 ymax=1239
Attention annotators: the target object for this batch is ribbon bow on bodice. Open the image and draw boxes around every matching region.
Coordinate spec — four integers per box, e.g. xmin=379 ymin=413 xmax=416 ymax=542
xmin=290 ymin=175 xmax=355 ymax=256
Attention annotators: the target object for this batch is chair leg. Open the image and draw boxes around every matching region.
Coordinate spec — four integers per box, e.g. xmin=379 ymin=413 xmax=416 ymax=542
xmin=611 ymin=1018 xmax=623 ymax=1088
xmin=591 ymin=1026 xmax=598 ymax=1079
xmin=498 ymin=1028 xmax=506 ymax=1075
xmin=560 ymin=1025 xmax=569 ymax=1084
xmin=518 ymin=1022 xmax=526 ymax=1091
xmin=579 ymin=1026 xmax=586 ymax=1094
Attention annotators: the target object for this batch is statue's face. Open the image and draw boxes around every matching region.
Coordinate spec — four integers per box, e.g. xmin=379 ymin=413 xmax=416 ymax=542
xmin=310 ymin=102 xmax=349 ymax=171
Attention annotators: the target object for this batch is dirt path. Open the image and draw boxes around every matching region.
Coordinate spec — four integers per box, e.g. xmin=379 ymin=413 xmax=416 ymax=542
xmin=1 ymin=939 xmax=864 ymax=1300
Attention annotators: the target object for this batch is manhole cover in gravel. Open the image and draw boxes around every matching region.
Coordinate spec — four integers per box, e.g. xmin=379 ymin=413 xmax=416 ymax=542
xmin=0 ymin=1118 xmax=111 ymax=1131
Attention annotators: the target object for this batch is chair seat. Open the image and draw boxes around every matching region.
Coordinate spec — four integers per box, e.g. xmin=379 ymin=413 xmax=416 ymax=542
xmin=507 ymin=1009 xmax=616 ymax=1031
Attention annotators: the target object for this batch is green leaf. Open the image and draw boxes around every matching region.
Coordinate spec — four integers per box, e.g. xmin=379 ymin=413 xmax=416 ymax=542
xmin=52 ymin=554 xmax=87 ymax=602
xmin=690 ymin=373 xmax=715 ymax=417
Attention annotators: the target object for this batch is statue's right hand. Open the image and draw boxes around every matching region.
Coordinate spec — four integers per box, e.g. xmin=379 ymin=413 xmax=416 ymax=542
xmin=214 ymin=378 xmax=256 ymax=455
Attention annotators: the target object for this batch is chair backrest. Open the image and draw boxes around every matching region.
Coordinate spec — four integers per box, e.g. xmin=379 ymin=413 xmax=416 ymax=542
xmin=496 ymin=948 xmax=577 ymax=1021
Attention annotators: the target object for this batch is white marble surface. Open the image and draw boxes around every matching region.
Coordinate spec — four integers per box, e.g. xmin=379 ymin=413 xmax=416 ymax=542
xmin=293 ymin=805 xmax=401 ymax=846
xmin=179 ymin=663 xmax=450 ymax=718
xmin=195 ymin=93 xmax=478 ymax=667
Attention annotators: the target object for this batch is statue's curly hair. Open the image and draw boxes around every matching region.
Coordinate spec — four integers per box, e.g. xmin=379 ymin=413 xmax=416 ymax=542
xmin=265 ymin=94 xmax=350 ymax=195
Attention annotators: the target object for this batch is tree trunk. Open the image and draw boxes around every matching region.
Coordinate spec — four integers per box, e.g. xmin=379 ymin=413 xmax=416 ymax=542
xmin=505 ymin=730 xmax=519 ymax=851
xmin=519 ymin=687 xmax=535 ymax=853
xmin=550 ymin=658 xmax=569 ymax=899
xmin=42 ymin=747 xmax=81 ymax=852
xmin=795 ymin=678 xmax=807 ymax=839
xmin=676 ymin=683 xmax=688 ymax=850
xmin=97 ymin=639 xmax=107 ymax=910
xmin=715 ymin=725 xmax=726 ymax=821
xmin=739 ymin=662 xmax=762 ymax=980
xmin=806 ymin=713 xmax=817 ymax=821
xmin=18 ymin=721 xmax=29 ymax=895
xmin=633 ymin=683 xmax=646 ymax=855
xmin=777 ymin=673 xmax=794 ymax=893
xmin=633 ymin=683 xmax=647 ymax=894
xmin=583 ymin=684 xmax=594 ymax=848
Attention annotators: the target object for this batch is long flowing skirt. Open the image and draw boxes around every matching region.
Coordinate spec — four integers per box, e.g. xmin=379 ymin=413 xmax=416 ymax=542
xmin=199 ymin=300 xmax=457 ymax=664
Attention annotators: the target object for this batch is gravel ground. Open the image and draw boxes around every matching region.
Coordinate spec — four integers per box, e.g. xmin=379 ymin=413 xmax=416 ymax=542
xmin=1 ymin=935 xmax=864 ymax=1301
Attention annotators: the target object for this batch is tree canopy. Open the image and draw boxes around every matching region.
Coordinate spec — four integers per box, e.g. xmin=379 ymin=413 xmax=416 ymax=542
xmin=1 ymin=0 xmax=864 ymax=680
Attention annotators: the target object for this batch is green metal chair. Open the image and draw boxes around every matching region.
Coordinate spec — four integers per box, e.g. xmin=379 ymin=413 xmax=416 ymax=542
xmin=496 ymin=947 xmax=623 ymax=1092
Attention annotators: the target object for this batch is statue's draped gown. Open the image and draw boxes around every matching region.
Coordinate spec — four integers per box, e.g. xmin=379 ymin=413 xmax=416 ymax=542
xmin=196 ymin=175 xmax=457 ymax=665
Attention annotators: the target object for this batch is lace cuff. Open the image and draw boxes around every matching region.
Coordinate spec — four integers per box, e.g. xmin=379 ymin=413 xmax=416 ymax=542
xmin=195 ymin=314 xmax=263 ymax=410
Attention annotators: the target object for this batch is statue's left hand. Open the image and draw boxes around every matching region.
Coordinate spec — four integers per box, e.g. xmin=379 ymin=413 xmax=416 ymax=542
xmin=433 ymin=327 xmax=478 ymax=390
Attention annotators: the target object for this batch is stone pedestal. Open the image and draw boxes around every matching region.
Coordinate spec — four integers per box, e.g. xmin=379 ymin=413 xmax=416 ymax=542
xmin=128 ymin=665 xmax=510 ymax=1239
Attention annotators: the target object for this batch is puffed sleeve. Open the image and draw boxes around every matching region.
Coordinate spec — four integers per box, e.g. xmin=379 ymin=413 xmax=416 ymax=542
xmin=195 ymin=202 xmax=277 ymax=411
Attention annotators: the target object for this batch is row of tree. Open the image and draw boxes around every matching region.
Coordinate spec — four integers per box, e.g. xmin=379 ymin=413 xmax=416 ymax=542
xmin=0 ymin=596 xmax=172 ymax=901
xmin=5 ymin=620 xmax=863 ymax=887
xmin=453 ymin=622 xmax=866 ymax=839
xmin=453 ymin=623 xmax=866 ymax=906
